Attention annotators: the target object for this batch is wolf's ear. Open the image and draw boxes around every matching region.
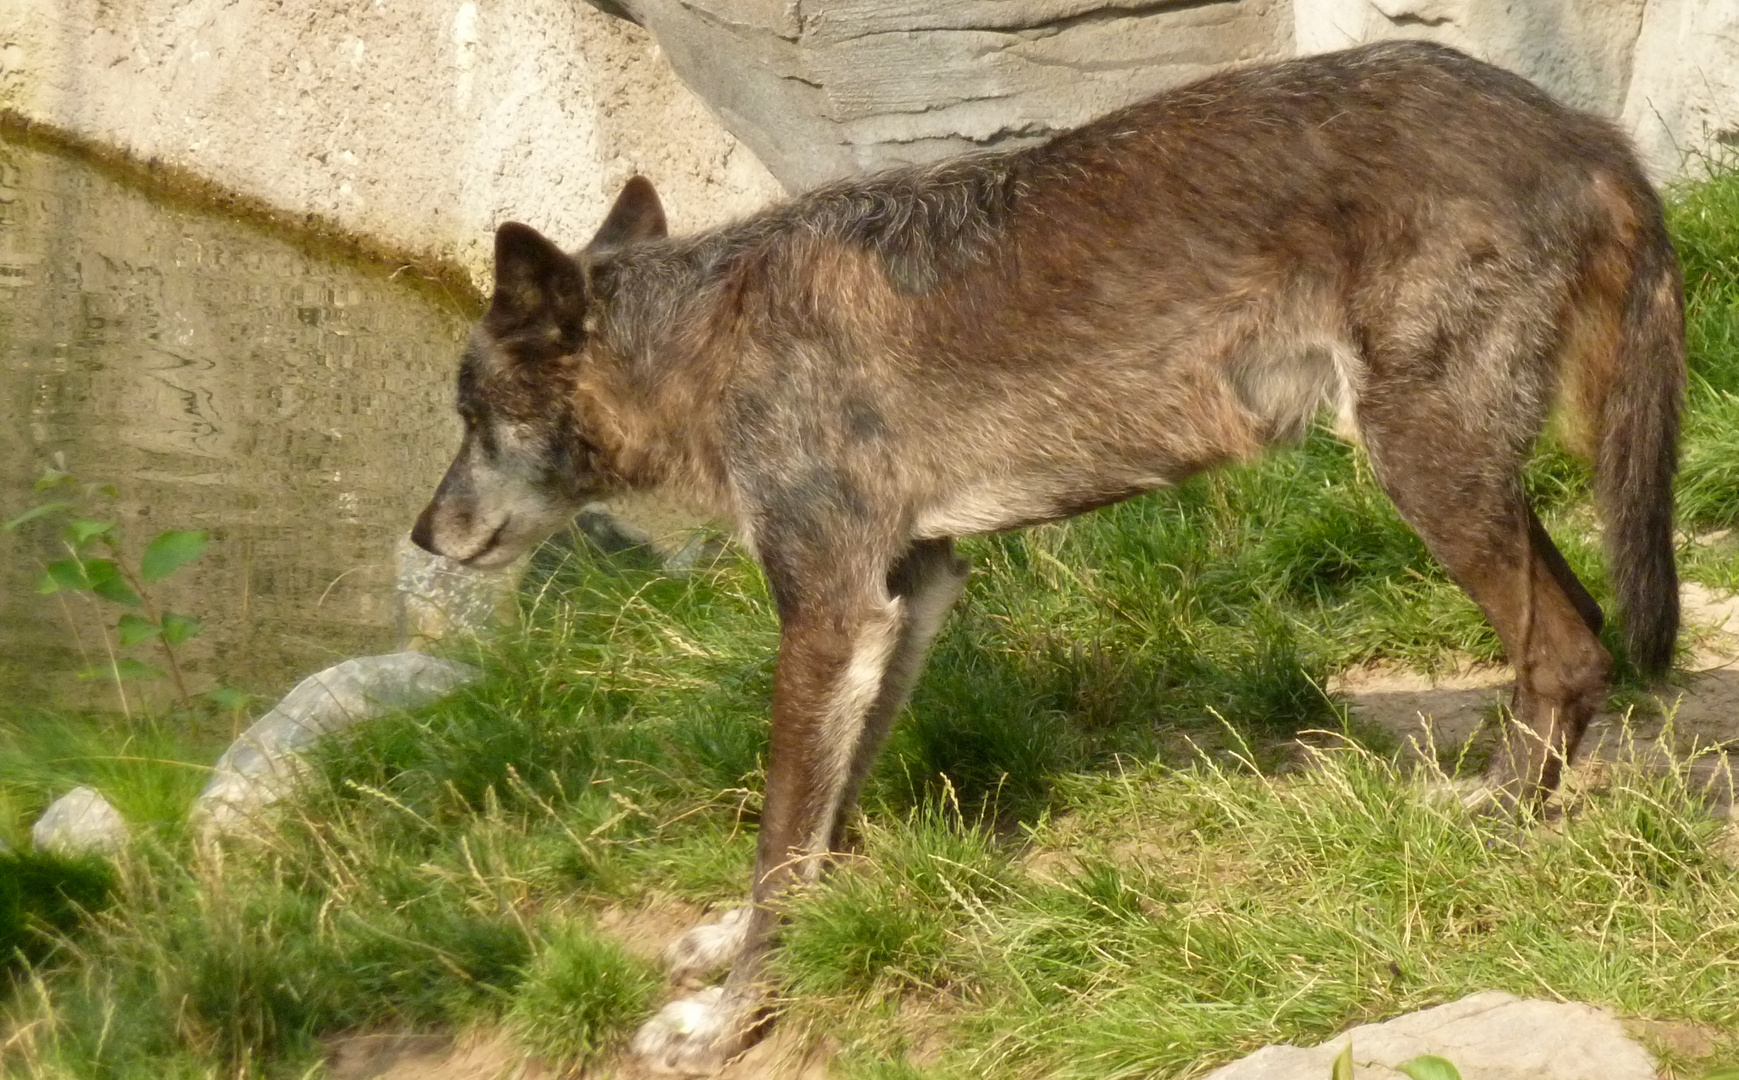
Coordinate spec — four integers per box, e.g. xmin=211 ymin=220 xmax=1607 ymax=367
xmin=587 ymin=176 xmax=667 ymax=251
xmin=487 ymin=222 xmax=586 ymax=348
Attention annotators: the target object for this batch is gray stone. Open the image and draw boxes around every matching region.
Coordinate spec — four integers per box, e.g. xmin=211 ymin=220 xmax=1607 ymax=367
xmin=577 ymin=492 xmax=720 ymax=569
xmin=601 ymin=0 xmax=1739 ymax=191
xmin=190 ymin=652 xmax=478 ymax=837
xmin=1622 ymin=0 xmax=1739 ymax=182
xmin=1292 ymin=0 xmax=1646 ymax=117
xmin=600 ymin=0 xmax=1294 ymax=188
xmin=32 ymin=786 xmax=127 ymax=856
xmin=397 ymin=511 xmax=714 ymax=646
xmin=395 ymin=534 xmax=526 ymax=650
xmin=1202 ymin=992 xmax=1655 ymax=1080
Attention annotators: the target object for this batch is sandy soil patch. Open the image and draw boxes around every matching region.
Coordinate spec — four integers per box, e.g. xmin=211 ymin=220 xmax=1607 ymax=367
xmin=1331 ymin=582 xmax=1739 ymax=809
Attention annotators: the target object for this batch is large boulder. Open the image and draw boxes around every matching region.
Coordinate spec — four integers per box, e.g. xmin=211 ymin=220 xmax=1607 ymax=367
xmin=1291 ymin=0 xmax=1645 ymax=116
xmin=1203 ymin=992 xmax=1655 ymax=1080
xmin=1622 ymin=0 xmax=1739 ymax=181
xmin=1294 ymin=0 xmax=1739 ymax=181
xmin=594 ymin=0 xmax=1295 ymax=188
xmin=595 ymin=0 xmax=1737 ymax=189
xmin=191 ymin=652 xmax=478 ymax=838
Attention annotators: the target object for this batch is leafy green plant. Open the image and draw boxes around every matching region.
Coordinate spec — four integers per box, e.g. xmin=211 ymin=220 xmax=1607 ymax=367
xmin=4 ymin=458 xmax=216 ymax=713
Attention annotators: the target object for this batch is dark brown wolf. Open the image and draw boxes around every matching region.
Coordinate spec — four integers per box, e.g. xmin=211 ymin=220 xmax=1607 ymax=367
xmin=411 ymin=40 xmax=1683 ymax=1072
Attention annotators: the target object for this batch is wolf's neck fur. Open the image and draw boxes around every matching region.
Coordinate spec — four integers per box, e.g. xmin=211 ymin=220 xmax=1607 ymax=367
xmin=589 ymin=145 xmax=1027 ymax=358
xmin=578 ymin=148 xmax=1032 ymax=523
xmin=580 ymin=240 xmax=749 ymax=518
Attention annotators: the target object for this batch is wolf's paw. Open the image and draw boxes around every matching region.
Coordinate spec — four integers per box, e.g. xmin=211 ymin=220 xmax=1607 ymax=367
xmin=662 ymin=907 xmax=750 ymax=982
xmin=631 ymin=986 xmax=757 ymax=1075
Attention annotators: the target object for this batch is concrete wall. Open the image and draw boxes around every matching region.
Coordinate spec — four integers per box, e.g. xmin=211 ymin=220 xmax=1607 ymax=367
xmin=0 ymin=0 xmax=784 ymax=293
xmin=4 ymin=0 xmax=1734 ymax=283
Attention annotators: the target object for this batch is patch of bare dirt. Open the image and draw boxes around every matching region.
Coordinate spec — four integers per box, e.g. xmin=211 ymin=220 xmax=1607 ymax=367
xmin=595 ymin=897 xmax=707 ymax=965
xmin=610 ymin=1024 xmax=838 ymax=1080
xmin=1623 ymin=1016 xmax=1723 ymax=1062
xmin=1330 ymin=658 xmax=1513 ymax=751
xmin=1331 ymin=583 xmax=1739 ymax=810
xmin=597 ymin=898 xmax=842 ymax=1077
xmin=326 ymin=1033 xmax=548 ymax=1080
xmin=326 ymin=1023 xmax=838 ymax=1080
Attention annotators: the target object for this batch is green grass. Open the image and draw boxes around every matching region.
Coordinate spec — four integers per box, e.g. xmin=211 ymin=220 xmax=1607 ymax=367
xmin=506 ymin=922 xmax=661 ymax=1067
xmin=0 ymin=850 xmax=115 ymax=978
xmin=0 ymin=712 xmax=221 ymax=848
xmin=791 ymin=738 xmax=1739 ymax=1079
xmin=4 ymin=168 xmax=1739 ymax=1078
xmin=1672 ymin=161 xmax=1739 ymax=530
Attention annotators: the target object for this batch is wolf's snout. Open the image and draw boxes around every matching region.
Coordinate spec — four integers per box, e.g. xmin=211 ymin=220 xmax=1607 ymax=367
xmin=411 ymin=491 xmax=517 ymax=566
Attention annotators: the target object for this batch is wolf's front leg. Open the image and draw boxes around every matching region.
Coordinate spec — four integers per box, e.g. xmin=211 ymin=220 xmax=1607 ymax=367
xmin=633 ymin=592 xmax=905 ymax=1074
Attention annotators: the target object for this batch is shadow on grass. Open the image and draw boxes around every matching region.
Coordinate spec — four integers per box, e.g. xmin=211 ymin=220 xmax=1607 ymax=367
xmin=873 ymin=605 xmax=1341 ymax=825
xmin=0 ymin=849 xmax=115 ymax=979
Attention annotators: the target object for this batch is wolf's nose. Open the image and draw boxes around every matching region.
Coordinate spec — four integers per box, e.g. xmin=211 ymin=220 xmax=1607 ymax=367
xmin=410 ymin=504 xmax=439 ymax=555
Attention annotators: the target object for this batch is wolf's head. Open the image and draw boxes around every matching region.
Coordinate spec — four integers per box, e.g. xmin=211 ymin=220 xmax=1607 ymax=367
xmin=411 ymin=178 xmax=667 ymax=568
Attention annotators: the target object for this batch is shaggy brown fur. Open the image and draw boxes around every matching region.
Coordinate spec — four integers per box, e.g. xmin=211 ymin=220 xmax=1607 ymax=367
xmin=411 ymin=41 xmax=1684 ymax=1072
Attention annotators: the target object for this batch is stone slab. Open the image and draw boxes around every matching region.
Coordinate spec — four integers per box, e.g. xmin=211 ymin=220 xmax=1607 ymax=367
xmin=1202 ymin=992 xmax=1656 ymax=1080
xmin=191 ymin=652 xmax=477 ymax=837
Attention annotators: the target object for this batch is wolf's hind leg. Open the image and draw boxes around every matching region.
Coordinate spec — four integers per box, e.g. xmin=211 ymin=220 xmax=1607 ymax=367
xmin=661 ymin=907 xmax=751 ymax=983
xmin=1358 ymin=393 xmax=1612 ymax=809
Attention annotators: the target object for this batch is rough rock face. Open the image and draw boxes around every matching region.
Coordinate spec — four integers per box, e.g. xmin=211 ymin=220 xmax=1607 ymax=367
xmin=191 ymin=652 xmax=478 ymax=838
xmin=1292 ymin=0 xmax=1647 ymax=116
xmin=1622 ymin=0 xmax=1739 ymax=178
xmin=597 ymin=0 xmax=1735 ymax=186
xmin=0 ymin=0 xmax=785 ymax=290
xmin=1295 ymin=0 xmax=1739 ymax=180
xmin=32 ymin=786 xmax=127 ymax=855
xmin=1202 ymin=992 xmax=1655 ymax=1080
xmin=602 ymin=0 xmax=1295 ymax=188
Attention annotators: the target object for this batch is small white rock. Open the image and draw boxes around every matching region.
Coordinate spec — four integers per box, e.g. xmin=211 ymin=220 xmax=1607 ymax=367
xmin=32 ymin=786 xmax=127 ymax=856
xmin=395 ymin=534 xmax=525 ymax=649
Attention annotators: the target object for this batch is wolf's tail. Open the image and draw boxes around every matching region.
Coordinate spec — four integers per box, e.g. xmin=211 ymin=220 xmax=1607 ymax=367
xmin=1593 ymin=210 xmax=1684 ymax=676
